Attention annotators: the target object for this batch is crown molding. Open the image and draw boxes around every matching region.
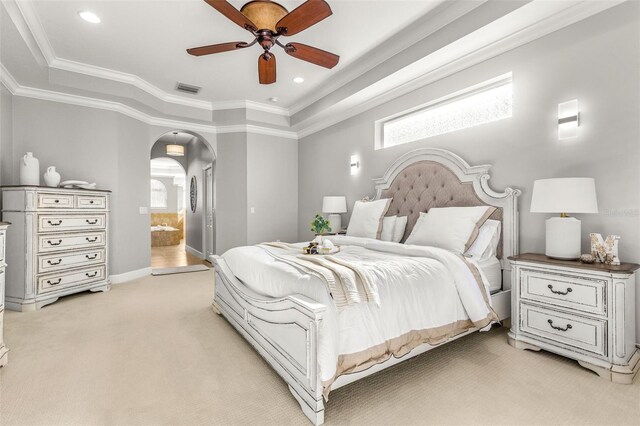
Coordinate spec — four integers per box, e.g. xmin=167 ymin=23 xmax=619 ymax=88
xmin=0 ymin=64 xmax=298 ymax=139
xmin=295 ymin=0 xmax=625 ymax=139
xmin=9 ymin=0 xmax=290 ymax=117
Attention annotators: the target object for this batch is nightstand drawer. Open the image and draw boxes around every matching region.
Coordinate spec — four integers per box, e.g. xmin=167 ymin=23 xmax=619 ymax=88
xmin=520 ymin=269 xmax=606 ymax=316
xmin=520 ymin=303 xmax=607 ymax=357
xmin=37 ymin=193 xmax=74 ymax=209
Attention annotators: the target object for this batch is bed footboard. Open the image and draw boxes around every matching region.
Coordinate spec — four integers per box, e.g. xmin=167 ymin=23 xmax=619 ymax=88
xmin=212 ymin=256 xmax=326 ymax=425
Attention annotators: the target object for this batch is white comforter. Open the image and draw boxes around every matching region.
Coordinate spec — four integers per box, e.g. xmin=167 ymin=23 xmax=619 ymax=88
xmin=221 ymin=236 xmax=498 ymax=390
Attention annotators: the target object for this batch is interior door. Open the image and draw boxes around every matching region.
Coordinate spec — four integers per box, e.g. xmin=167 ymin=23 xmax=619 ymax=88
xmin=204 ymin=164 xmax=214 ymax=259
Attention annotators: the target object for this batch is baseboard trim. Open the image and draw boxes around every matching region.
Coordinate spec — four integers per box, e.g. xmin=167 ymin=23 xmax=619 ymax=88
xmin=185 ymin=244 xmax=204 ymax=259
xmin=110 ymin=267 xmax=152 ymax=284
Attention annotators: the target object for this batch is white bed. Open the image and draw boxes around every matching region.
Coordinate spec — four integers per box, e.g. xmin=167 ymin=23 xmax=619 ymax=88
xmin=212 ymin=148 xmax=521 ymax=424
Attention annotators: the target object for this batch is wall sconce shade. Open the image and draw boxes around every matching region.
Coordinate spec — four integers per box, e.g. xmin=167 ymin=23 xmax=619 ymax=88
xmin=558 ymin=99 xmax=579 ymax=140
xmin=350 ymin=155 xmax=360 ymax=176
xmin=166 ymin=144 xmax=185 ymax=156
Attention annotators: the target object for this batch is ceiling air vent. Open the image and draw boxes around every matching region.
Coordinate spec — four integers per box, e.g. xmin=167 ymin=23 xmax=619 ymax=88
xmin=175 ymin=82 xmax=201 ymax=95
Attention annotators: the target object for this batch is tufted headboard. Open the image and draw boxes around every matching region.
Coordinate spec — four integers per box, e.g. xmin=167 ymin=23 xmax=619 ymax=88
xmin=372 ymin=148 xmax=521 ymax=288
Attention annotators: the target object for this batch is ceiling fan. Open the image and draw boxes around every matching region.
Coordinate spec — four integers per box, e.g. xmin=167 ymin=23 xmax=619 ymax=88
xmin=187 ymin=0 xmax=340 ymax=84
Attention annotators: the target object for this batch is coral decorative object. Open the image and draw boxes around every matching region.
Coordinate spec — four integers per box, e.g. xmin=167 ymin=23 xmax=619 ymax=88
xmin=590 ymin=233 xmax=621 ymax=266
xmin=19 ymin=152 xmax=40 ymax=185
xmin=43 ymin=166 xmax=61 ymax=187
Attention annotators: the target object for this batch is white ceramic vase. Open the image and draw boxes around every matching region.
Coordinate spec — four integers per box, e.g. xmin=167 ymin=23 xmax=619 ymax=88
xmin=44 ymin=166 xmax=61 ymax=187
xmin=19 ymin=152 xmax=40 ymax=186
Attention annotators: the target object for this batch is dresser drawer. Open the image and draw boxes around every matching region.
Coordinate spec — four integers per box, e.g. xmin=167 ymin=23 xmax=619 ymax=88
xmin=38 ymin=214 xmax=106 ymax=233
xmin=520 ymin=303 xmax=607 ymax=357
xmin=38 ymin=248 xmax=105 ymax=274
xmin=37 ymin=265 xmax=106 ymax=294
xmin=38 ymin=231 xmax=105 ymax=253
xmin=37 ymin=193 xmax=74 ymax=209
xmin=76 ymin=195 xmax=107 ymax=209
xmin=520 ymin=269 xmax=607 ymax=316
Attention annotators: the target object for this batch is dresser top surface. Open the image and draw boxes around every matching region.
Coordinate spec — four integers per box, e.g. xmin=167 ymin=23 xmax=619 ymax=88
xmin=509 ymin=253 xmax=640 ymax=273
xmin=0 ymin=185 xmax=111 ymax=193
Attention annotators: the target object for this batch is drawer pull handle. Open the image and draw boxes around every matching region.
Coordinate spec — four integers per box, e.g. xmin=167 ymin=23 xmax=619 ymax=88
xmin=86 ymin=237 xmax=98 ymax=243
xmin=86 ymin=254 xmax=98 ymax=260
xmin=547 ymin=319 xmax=572 ymax=332
xmin=47 ymin=278 xmax=62 ymax=286
xmin=547 ymin=284 xmax=572 ymax=296
xmin=89 ymin=200 xmax=95 ymax=204
xmin=54 ymin=199 xmax=60 ymax=204
xmin=47 ymin=239 xmax=62 ymax=246
xmin=86 ymin=272 xmax=98 ymax=278
xmin=47 ymin=259 xmax=63 ymax=266
xmin=47 ymin=220 xmax=63 ymax=226
xmin=86 ymin=219 xmax=99 ymax=225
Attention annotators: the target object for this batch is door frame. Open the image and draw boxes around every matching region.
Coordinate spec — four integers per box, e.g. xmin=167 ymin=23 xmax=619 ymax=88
xmin=202 ymin=163 xmax=215 ymax=262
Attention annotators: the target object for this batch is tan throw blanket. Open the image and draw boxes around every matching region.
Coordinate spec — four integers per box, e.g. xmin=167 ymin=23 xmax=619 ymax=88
xmin=259 ymin=242 xmax=380 ymax=308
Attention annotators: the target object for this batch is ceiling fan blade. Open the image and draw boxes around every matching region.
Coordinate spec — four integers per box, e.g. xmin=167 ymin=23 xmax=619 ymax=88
xmin=284 ymin=43 xmax=339 ymax=69
xmin=187 ymin=41 xmax=248 ymax=56
xmin=276 ymin=0 xmax=332 ymax=36
xmin=258 ymin=53 xmax=276 ymax=85
xmin=204 ymin=0 xmax=257 ymax=32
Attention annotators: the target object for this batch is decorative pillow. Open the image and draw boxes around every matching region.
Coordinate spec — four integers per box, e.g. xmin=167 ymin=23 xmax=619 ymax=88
xmin=465 ymin=219 xmax=501 ymax=260
xmin=380 ymin=216 xmax=397 ymax=242
xmin=392 ymin=216 xmax=408 ymax=243
xmin=346 ymin=199 xmax=391 ymax=239
xmin=405 ymin=206 xmax=497 ymax=253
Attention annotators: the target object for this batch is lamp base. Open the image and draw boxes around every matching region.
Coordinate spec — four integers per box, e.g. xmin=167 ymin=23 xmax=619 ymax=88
xmin=545 ymin=216 xmax=581 ymax=260
xmin=328 ymin=214 xmax=342 ymax=234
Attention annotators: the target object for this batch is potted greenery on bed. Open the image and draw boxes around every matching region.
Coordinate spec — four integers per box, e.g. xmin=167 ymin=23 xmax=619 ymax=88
xmin=310 ymin=214 xmax=331 ymax=244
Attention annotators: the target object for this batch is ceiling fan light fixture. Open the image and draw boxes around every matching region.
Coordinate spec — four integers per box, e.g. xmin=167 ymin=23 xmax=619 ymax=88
xmin=78 ymin=11 xmax=101 ymax=24
xmin=240 ymin=1 xmax=288 ymax=32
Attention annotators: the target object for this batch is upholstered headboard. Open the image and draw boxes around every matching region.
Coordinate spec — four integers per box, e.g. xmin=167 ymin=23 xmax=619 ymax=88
xmin=373 ymin=149 xmax=521 ymax=288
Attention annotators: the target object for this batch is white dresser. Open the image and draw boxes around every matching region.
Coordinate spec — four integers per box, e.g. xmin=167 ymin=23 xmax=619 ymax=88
xmin=1 ymin=186 xmax=111 ymax=311
xmin=508 ymin=253 xmax=639 ymax=384
xmin=0 ymin=222 xmax=9 ymax=366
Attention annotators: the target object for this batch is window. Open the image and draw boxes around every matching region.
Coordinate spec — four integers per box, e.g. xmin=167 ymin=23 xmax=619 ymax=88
xmin=150 ymin=179 xmax=167 ymax=209
xmin=376 ymin=73 xmax=512 ymax=149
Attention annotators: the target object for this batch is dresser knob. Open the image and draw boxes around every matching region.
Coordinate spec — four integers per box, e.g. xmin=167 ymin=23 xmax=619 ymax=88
xmin=547 ymin=284 xmax=572 ymax=296
xmin=547 ymin=319 xmax=572 ymax=332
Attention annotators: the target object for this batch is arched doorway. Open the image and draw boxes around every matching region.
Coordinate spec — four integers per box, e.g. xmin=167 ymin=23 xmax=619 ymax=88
xmin=149 ymin=131 xmax=216 ymax=273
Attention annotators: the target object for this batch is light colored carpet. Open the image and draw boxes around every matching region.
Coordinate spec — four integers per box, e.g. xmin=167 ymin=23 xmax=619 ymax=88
xmin=1 ymin=271 xmax=638 ymax=425
xmin=152 ymin=264 xmax=210 ymax=276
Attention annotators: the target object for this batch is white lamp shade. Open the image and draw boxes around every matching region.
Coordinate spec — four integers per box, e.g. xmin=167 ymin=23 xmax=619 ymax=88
xmin=530 ymin=178 xmax=598 ymax=214
xmin=322 ymin=196 xmax=347 ymax=214
xmin=166 ymin=144 xmax=184 ymax=156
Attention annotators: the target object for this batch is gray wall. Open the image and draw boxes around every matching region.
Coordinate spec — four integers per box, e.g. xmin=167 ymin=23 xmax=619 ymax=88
xmin=216 ymin=133 xmax=247 ymax=254
xmin=0 ymin=86 xmax=13 ymax=185
xmin=247 ymin=133 xmax=298 ymax=244
xmin=298 ymin=3 xmax=640 ymax=340
xmin=185 ymin=138 xmax=214 ymax=254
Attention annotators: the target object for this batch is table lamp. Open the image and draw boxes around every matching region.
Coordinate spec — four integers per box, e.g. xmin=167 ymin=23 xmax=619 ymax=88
xmin=530 ymin=178 xmax=598 ymax=260
xmin=322 ymin=196 xmax=347 ymax=232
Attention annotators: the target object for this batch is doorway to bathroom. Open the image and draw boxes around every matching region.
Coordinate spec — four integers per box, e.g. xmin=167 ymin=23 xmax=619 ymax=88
xmin=149 ymin=130 xmax=215 ymax=274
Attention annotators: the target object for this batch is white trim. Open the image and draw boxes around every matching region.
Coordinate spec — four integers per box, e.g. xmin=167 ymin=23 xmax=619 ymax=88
xmin=294 ymin=0 xmax=624 ymax=138
xmin=10 ymin=0 xmax=290 ymax=116
xmin=110 ymin=267 xmax=152 ymax=284
xmin=185 ymin=244 xmax=204 ymax=259
xmin=0 ymin=64 xmax=298 ymax=139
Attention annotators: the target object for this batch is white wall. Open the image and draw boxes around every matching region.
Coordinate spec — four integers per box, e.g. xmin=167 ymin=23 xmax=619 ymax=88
xmin=298 ymin=3 xmax=640 ymax=341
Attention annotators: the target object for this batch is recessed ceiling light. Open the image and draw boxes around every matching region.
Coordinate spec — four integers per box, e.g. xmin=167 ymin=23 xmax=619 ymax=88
xmin=78 ymin=11 xmax=101 ymax=24
xmin=268 ymin=97 xmax=279 ymax=102
xmin=293 ymin=77 xmax=305 ymax=84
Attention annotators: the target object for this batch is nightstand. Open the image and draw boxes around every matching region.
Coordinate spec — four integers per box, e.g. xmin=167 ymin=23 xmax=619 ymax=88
xmin=508 ymin=253 xmax=639 ymax=384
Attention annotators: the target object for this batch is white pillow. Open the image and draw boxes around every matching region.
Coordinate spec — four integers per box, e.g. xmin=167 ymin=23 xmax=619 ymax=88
xmin=405 ymin=206 xmax=496 ymax=253
xmin=380 ymin=216 xmax=397 ymax=242
xmin=392 ymin=216 xmax=407 ymax=243
xmin=465 ymin=219 xmax=501 ymax=260
xmin=346 ymin=199 xmax=391 ymax=239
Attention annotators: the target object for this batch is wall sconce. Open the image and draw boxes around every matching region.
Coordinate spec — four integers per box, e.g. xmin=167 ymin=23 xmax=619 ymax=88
xmin=350 ymin=155 xmax=360 ymax=176
xmin=558 ymin=99 xmax=579 ymax=140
